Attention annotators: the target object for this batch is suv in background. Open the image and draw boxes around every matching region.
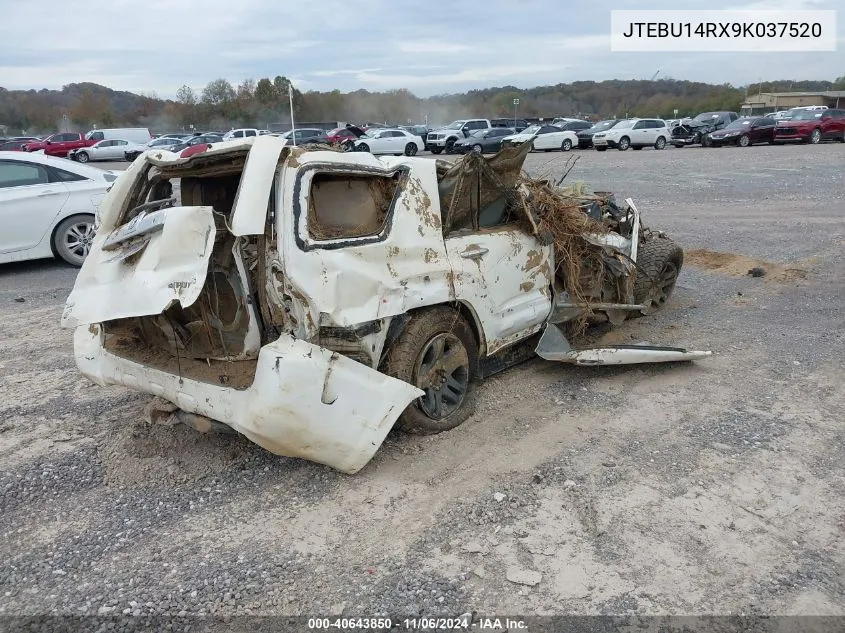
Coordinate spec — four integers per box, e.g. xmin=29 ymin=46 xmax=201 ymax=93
xmin=774 ymin=108 xmax=845 ymax=144
xmin=593 ymin=118 xmax=670 ymax=151
xmin=426 ymin=119 xmax=491 ymax=154
xmin=223 ymin=128 xmax=259 ymax=141
xmin=491 ymin=118 xmax=529 ymax=132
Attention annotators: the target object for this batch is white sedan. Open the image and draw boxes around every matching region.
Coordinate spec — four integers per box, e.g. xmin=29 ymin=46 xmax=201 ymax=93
xmin=69 ymin=139 xmax=146 ymax=163
xmin=353 ymin=129 xmax=424 ymax=156
xmin=503 ymin=124 xmax=578 ymax=152
xmin=0 ymin=152 xmax=118 ymax=266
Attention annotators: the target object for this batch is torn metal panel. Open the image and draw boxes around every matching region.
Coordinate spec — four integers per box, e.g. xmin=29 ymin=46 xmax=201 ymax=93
xmin=61 ymin=206 xmax=216 ymax=328
xmin=75 ymin=325 xmax=423 ymax=474
xmin=536 ymin=324 xmax=712 ymax=365
xmin=228 ymin=135 xmax=286 ymax=236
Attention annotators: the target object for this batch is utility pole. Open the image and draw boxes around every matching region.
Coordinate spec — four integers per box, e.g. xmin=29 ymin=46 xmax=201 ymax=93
xmin=513 ymin=97 xmax=520 ymax=127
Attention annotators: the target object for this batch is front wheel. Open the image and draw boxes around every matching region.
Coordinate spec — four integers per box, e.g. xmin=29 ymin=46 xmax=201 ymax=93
xmin=739 ymin=134 xmax=750 ymax=147
xmin=76 ymin=151 xmax=90 ymax=163
xmin=357 ymin=143 xmax=370 ymax=152
xmin=654 ymin=136 xmax=666 ymax=150
xmin=472 ymin=144 xmax=483 ymax=153
xmin=595 ymin=146 xmax=607 ymax=152
xmin=561 ymin=139 xmax=572 ymax=151
xmin=808 ymin=128 xmax=821 ymax=144
xmin=52 ymin=214 xmax=96 ymax=267
xmin=702 ymin=135 xmax=713 ymax=147
xmin=385 ymin=307 xmax=478 ymax=435
xmin=404 ymin=143 xmax=418 ymax=156
xmin=430 ymin=147 xmax=443 ymax=155
xmin=617 ymin=137 xmax=630 ymax=151
xmin=633 ymin=238 xmax=683 ymax=316
xmin=445 ymin=138 xmax=456 ymax=153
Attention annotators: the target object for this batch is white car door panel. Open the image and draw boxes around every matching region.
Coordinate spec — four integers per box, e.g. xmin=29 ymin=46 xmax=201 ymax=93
xmin=0 ymin=162 xmax=69 ymax=253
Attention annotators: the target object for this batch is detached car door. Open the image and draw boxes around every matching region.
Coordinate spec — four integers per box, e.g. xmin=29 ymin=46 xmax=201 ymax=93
xmin=0 ymin=159 xmax=69 ymax=253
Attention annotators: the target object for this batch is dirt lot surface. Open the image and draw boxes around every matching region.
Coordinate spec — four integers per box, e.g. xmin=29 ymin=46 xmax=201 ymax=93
xmin=1 ymin=144 xmax=844 ymax=628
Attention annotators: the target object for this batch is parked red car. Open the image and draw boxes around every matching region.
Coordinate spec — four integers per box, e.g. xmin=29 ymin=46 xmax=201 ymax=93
xmin=707 ymin=116 xmax=777 ymax=147
xmin=774 ymin=108 xmax=845 ymax=144
xmin=324 ymin=126 xmax=364 ymax=145
xmin=24 ymin=132 xmax=94 ymax=157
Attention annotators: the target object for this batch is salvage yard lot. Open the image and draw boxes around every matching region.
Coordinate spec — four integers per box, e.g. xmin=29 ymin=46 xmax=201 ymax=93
xmin=1 ymin=144 xmax=843 ymax=622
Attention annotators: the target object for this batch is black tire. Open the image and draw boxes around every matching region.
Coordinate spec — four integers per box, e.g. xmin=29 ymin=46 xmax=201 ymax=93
xmin=633 ymin=238 xmax=683 ymax=316
xmin=808 ymin=128 xmax=821 ymax=144
xmin=52 ymin=214 xmax=96 ymax=267
xmin=385 ymin=307 xmax=478 ymax=435
xmin=739 ymin=134 xmax=751 ymax=147
xmin=445 ymin=138 xmax=456 ymax=153
xmin=431 ymin=147 xmax=443 ymax=155
xmin=702 ymin=135 xmax=712 ymax=147
xmin=76 ymin=151 xmax=90 ymax=163
xmin=472 ymin=144 xmax=483 ymax=153
xmin=404 ymin=143 xmax=417 ymax=156
xmin=595 ymin=146 xmax=607 ymax=152
xmin=617 ymin=136 xmax=630 ymax=151
xmin=357 ymin=143 xmax=369 ymax=152
xmin=654 ymin=136 xmax=666 ymax=150
xmin=561 ymin=138 xmax=572 ymax=151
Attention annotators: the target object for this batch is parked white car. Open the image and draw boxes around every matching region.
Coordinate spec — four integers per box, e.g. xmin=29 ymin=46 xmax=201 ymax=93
xmin=503 ymin=124 xmax=578 ymax=151
xmin=0 ymin=152 xmax=117 ymax=266
xmin=592 ymin=118 xmax=670 ymax=151
xmin=353 ymin=129 xmax=424 ymax=156
xmin=69 ymin=139 xmax=147 ymax=163
xmin=223 ymin=128 xmax=259 ymax=140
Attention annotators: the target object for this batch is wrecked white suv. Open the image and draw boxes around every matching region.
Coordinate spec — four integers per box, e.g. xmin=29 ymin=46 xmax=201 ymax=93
xmin=62 ymin=136 xmax=709 ymax=474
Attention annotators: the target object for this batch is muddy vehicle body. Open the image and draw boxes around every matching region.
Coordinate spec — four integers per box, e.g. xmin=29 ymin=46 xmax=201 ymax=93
xmin=62 ymin=137 xmax=709 ymax=473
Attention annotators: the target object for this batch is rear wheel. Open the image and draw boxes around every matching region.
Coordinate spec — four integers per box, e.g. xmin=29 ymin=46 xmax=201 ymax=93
xmin=52 ymin=214 xmax=95 ymax=267
xmin=404 ymin=143 xmax=418 ymax=156
xmin=617 ymin=136 xmax=630 ymax=151
xmin=76 ymin=151 xmax=90 ymax=163
xmin=561 ymin=138 xmax=572 ymax=151
xmin=385 ymin=307 xmax=478 ymax=435
xmin=595 ymin=146 xmax=607 ymax=152
xmin=633 ymin=238 xmax=683 ymax=316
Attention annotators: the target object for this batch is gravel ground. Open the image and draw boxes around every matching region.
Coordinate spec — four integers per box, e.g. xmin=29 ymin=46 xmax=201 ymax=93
xmin=1 ymin=143 xmax=844 ymax=630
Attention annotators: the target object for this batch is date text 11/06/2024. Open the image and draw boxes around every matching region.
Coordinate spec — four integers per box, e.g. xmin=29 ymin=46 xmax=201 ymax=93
xmin=307 ymin=617 xmax=528 ymax=630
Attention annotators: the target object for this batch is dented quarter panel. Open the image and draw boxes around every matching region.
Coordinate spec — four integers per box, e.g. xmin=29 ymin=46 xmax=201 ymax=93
xmin=280 ymin=153 xmax=453 ymax=329
xmin=74 ymin=325 xmax=423 ymax=474
xmin=61 ymin=206 xmax=217 ymax=328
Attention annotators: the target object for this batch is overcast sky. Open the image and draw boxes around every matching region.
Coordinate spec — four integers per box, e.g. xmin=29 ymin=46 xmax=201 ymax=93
xmin=1 ymin=0 xmax=841 ymax=97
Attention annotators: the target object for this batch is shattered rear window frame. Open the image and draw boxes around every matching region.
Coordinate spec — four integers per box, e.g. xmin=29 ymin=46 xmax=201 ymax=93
xmin=292 ymin=162 xmax=409 ymax=252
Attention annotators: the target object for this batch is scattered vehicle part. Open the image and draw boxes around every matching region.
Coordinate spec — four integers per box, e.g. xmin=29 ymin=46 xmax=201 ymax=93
xmin=61 ymin=137 xmax=710 ymax=474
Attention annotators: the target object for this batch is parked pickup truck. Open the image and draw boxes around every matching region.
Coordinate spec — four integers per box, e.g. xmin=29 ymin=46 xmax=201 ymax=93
xmin=24 ymin=132 xmax=94 ymax=157
xmin=61 ymin=137 xmax=710 ymax=474
xmin=426 ymin=119 xmax=491 ymax=153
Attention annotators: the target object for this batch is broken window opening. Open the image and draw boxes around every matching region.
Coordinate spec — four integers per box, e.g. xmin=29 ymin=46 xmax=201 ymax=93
xmin=307 ymin=172 xmax=401 ymax=241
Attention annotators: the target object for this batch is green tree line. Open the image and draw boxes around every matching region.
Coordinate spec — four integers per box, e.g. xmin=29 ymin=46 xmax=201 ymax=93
xmin=2 ymin=76 xmax=843 ymax=134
